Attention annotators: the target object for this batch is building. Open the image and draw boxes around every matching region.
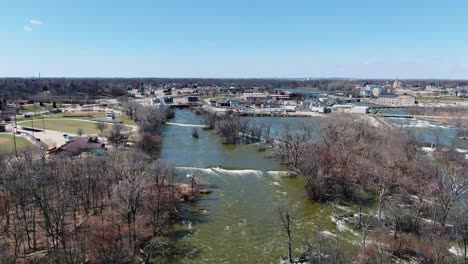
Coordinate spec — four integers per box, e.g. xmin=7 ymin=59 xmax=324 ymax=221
xmin=310 ymin=106 xmax=332 ymax=113
xmin=331 ymin=105 xmax=369 ymax=114
xmin=375 ymin=95 xmax=416 ymax=106
xmin=209 ymin=98 xmax=243 ymax=108
xmin=242 ymin=93 xmax=271 ymax=104
xmin=360 ymin=85 xmax=394 ymax=98
xmin=57 ymin=137 xmax=105 ymax=156
xmin=360 ymin=85 xmax=373 ymax=98
xmin=393 ymin=77 xmax=401 ymax=89
xmin=331 ymin=104 xmax=353 ymax=112
xmin=347 ymin=106 xmax=369 ymax=114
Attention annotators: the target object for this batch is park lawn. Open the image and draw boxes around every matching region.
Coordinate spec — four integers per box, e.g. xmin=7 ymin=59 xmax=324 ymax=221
xmin=121 ymin=113 xmax=137 ymax=126
xmin=15 ymin=112 xmax=106 ymax=122
xmin=17 ymin=104 xmax=41 ymax=113
xmin=0 ymin=134 xmax=33 ymax=153
xmin=18 ymin=119 xmax=103 ymax=135
xmin=53 ymin=111 xmax=135 ymax=125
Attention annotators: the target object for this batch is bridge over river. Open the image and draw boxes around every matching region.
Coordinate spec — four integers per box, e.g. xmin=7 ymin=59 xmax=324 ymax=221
xmin=376 ymin=114 xmax=414 ymax=118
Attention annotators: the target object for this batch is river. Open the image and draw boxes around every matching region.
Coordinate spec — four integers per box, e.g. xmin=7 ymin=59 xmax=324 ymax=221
xmin=158 ymin=110 xmax=359 ymax=263
xmin=156 ymin=109 xmax=466 ymax=263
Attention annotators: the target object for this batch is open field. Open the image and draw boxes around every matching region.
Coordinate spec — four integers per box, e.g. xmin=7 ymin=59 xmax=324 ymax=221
xmin=0 ymin=133 xmax=33 ymax=153
xmin=120 ymin=113 xmax=137 ymax=125
xmin=17 ymin=111 xmax=136 ymax=125
xmin=18 ymin=119 xmax=104 ymax=135
xmin=17 ymin=104 xmax=41 ymax=112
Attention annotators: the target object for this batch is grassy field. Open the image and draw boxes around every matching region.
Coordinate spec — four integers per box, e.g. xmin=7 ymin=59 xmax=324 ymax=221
xmin=120 ymin=113 xmax=137 ymax=126
xmin=17 ymin=104 xmax=41 ymax=113
xmin=0 ymin=134 xmax=33 ymax=153
xmin=18 ymin=119 xmax=104 ymax=135
xmin=15 ymin=111 xmax=137 ymax=125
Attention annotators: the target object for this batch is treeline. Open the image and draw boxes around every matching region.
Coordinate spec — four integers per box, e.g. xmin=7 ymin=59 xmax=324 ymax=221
xmin=0 ymin=78 xmax=129 ymax=100
xmin=121 ymin=100 xmax=174 ymax=157
xmin=274 ymin=116 xmax=468 ymax=263
xmin=407 ymin=106 xmax=468 ymax=138
xmin=0 ymin=149 xmax=179 ymax=263
xmin=198 ymin=109 xmax=272 ymax=144
xmin=3 ymin=78 xmax=468 ymax=101
xmin=407 ymin=106 xmax=468 ymax=116
xmin=0 ymin=100 xmax=180 ymax=263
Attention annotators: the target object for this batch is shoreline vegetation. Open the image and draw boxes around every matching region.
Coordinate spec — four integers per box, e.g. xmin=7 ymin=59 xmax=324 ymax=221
xmin=199 ymin=108 xmax=468 ymax=263
xmin=0 ymin=91 xmax=467 ymax=263
xmin=0 ymin=104 xmax=195 ymax=263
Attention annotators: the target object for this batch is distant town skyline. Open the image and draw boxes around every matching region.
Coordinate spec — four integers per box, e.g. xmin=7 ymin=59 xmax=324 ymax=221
xmin=1 ymin=0 xmax=468 ymax=79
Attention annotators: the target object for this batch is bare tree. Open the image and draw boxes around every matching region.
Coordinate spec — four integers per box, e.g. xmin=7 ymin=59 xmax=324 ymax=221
xmin=136 ymin=132 xmax=162 ymax=158
xmin=108 ymin=124 xmax=128 ymax=148
xmin=135 ymin=106 xmax=166 ymax=134
xmin=452 ymin=201 xmax=468 ymax=264
xmin=275 ymin=121 xmax=313 ymax=168
xmin=111 ymin=150 xmax=149 ymax=255
xmin=96 ymin=122 xmax=108 ymax=134
xmin=434 ymin=166 xmax=467 ymax=227
xmin=276 ymin=203 xmax=297 ymax=263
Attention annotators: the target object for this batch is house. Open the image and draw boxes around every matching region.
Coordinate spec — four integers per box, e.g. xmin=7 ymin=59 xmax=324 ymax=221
xmin=57 ymin=137 xmax=105 ymax=156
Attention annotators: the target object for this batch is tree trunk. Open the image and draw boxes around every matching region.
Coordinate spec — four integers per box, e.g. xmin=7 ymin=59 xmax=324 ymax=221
xmin=287 ymin=227 xmax=292 ymax=263
xmin=357 ymin=207 xmax=362 ymax=229
xmin=378 ymin=187 xmax=385 ymax=222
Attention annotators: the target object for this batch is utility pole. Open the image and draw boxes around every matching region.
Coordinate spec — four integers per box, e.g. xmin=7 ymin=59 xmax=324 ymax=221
xmin=12 ymin=103 xmax=18 ymax=157
xmin=43 ymin=106 xmax=45 ymax=133
xmin=31 ymin=104 xmax=35 ymax=138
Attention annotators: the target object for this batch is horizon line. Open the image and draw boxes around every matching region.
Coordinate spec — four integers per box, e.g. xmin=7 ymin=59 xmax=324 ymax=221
xmin=1 ymin=76 xmax=468 ymax=81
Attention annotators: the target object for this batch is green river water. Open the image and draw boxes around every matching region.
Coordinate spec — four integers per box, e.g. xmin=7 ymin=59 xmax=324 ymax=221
xmin=157 ymin=110 xmax=359 ymax=263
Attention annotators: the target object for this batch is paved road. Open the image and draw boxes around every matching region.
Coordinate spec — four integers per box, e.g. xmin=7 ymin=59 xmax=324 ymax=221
xmin=17 ymin=118 xmax=138 ymax=132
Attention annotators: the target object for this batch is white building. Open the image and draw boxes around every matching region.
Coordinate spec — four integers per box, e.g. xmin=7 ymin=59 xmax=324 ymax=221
xmin=331 ymin=105 xmax=369 ymax=114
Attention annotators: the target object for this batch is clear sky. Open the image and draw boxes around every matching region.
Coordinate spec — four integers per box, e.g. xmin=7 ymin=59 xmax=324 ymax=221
xmin=1 ymin=0 xmax=467 ymax=79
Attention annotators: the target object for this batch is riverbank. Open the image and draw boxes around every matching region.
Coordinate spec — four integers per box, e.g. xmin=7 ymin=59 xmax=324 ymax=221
xmin=155 ymin=110 xmax=364 ymax=263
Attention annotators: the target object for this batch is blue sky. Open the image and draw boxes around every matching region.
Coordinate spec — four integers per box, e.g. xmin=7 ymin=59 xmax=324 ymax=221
xmin=1 ymin=0 xmax=467 ymax=78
